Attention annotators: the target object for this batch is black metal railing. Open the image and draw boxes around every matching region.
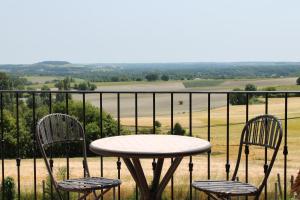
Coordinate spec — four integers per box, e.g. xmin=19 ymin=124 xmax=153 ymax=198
xmin=0 ymin=90 xmax=296 ymax=200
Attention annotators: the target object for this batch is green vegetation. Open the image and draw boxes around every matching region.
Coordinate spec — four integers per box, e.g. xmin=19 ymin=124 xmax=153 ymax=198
xmin=2 ymin=61 xmax=300 ymax=83
xmin=183 ymin=79 xmax=224 ymax=88
xmin=44 ymin=168 xmax=69 ymax=200
xmin=145 ymin=73 xmax=159 ymax=81
xmin=2 ymin=97 xmax=121 ymax=158
xmin=297 ymin=77 xmax=300 ymax=85
xmin=0 ymin=176 xmax=16 ymax=200
xmin=172 ymin=123 xmax=186 ymax=135
xmin=161 ymin=74 xmax=169 ymax=81
xmin=0 ymin=72 xmax=122 ymax=158
xmin=0 ymin=72 xmax=31 ymax=90
xmin=229 ymin=84 xmax=258 ymax=105
xmin=73 ymin=81 xmax=97 ymax=90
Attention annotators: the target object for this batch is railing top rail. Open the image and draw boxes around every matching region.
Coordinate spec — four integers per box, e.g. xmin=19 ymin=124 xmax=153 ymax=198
xmin=0 ymin=90 xmax=298 ymax=94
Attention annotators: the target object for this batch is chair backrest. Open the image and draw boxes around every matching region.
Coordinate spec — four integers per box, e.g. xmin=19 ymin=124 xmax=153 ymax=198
xmin=232 ymin=115 xmax=283 ymax=194
xmin=36 ymin=113 xmax=90 ymax=188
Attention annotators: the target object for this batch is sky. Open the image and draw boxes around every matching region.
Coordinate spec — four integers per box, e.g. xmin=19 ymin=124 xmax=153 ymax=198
xmin=0 ymin=0 xmax=300 ymax=64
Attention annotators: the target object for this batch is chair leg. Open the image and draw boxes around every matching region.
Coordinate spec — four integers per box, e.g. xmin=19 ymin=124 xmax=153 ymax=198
xmin=201 ymin=191 xmax=221 ymax=200
xmin=93 ymin=191 xmax=99 ymax=199
xmin=78 ymin=192 xmax=91 ymax=200
xmin=113 ymin=187 xmax=116 ymax=200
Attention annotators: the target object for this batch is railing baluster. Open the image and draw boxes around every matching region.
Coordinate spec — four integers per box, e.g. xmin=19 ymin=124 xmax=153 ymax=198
xmin=65 ymin=93 xmax=70 ymax=200
xmin=32 ymin=93 xmax=37 ymax=200
xmin=99 ymin=93 xmax=104 ymax=200
xmin=117 ymin=93 xmax=121 ymax=200
xmin=83 ymin=93 xmax=86 ymax=179
xmin=16 ymin=92 xmax=21 ymax=200
xmin=1 ymin=93 xmax=4 ymax=200
xmin=284 ymin=93 xmax=288 ymax=200
xmin=264 ymin=93 xmax=269 ymax=200
xmin=135 ymin=93 xmax=138 ymax=135
xmin=135 ymin=92 xmax=138 ymax=200
xmin=189 ymin=93 xmax=193 ymax=200
xmin=48 ymin=93 xmax=53 ymax=200
xmin=99 ymin=93 xmax=104 ymax=177
xmin=153 ymin=92 xmax=156 ymax=134
xmin=245 ymin=93 xmax=249 ymax=200
xmin=152 ymin=93 xmax=156 ymax=176
xmin=171 ymin=92 xmax=174 ymax=200
xmin=207 ymin=93 xmax=211 ymax=200
xmin=226 ymin=93 xmax=230 ymax=181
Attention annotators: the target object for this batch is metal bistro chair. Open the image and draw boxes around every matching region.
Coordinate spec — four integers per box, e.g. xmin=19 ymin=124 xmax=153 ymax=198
xmin=36 ymin=113 xmax=121 ymax=200
xmin=192 ymin=115 xmax=283 ymax=200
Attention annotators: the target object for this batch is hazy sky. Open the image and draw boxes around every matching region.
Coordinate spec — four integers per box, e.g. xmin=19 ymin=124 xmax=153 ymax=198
xmin=1 ymin=0 xmax=300 ymax=64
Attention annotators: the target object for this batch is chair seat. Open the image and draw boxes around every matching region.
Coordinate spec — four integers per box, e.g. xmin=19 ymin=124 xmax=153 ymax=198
xmin=58 ymin=177 xmax=121 ymax=192
xmin=192 ymin=180 xmax=258 ymax=196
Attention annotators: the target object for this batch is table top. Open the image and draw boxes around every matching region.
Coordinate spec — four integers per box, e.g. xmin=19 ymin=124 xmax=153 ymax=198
xmin=89 ymin=134 xmax=211 ymax=158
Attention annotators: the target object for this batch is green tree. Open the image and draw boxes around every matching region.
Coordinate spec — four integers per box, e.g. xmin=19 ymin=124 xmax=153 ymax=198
xmin=173 ymin=123 xmax=186 ymax=135
xmin=74 ymin=82 xmax=97 ymax=91
xmin=229 ymin=88 xmax=246 ymax=105
xmin=40 ymin=85 xmax=51 ymax=105
xmin=297 ymin=77 xmax=300 ymax=85
xmin=77 ymin=82 xmax=88 ymax=90
xmin=87 ymin=82 xmax=97 ymax=90
xmin=145 ymin=73 xmax=159 ymax=81
xmin=1 ymin=176 xmax=16 ymax=200
xmin=55 ymin=77 xmax=72 ymax=102
xmin=0 ymin=72 xmax=11 ymax=90
xmin=161 ymin=74 xmax=169 ymax=81
xmin=111 ymin=77 xmax=120 ymax=82
xmin=155 ymin=120 xmax=161 ymax=128
xmin=245 ymin=83 xmax=257 ymax=98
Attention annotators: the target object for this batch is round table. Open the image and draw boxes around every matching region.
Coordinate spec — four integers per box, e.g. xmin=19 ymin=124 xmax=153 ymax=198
xmin=90 ymin=134 xmax=211 ymax=200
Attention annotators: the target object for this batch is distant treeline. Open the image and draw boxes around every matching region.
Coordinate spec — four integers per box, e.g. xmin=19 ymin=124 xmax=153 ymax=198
xmin=1 ymin=62 xmax=300 ymax=82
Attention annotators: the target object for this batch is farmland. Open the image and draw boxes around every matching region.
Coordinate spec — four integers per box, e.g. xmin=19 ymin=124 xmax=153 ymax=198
xmin=71 ymin=77 xmax=297 ymax=117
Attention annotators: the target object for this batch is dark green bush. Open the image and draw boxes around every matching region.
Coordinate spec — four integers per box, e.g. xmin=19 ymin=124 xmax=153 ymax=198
xmin=1 ymin=176 xmax=16 ymax=200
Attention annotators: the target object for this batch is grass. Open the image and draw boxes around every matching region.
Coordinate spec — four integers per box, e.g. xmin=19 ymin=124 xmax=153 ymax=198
xmin=93 ymin=80 xmax=181 ymax=86
xmin=182 ymin=79 xmax=224 ymax=88
xmin=23 ymin=76 xmax=64 ymax=84
xmin=272 ymin=84 xmax=300 ymax=91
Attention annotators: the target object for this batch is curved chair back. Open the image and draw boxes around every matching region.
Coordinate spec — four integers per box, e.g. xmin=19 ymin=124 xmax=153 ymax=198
xmin=36 ymin=113 xmax=90 ymax=188
xmin=232 ymin=115 xmax=283 ymax=194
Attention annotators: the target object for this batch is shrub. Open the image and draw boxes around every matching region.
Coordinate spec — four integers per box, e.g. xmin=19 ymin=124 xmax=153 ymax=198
xmin=155 ymin=121 xmax=162 ymax=128
xmin=44 ymin=167 xmax=68 ymax=200
xmin=229 ymin=88 xmax=246 ymax=105
xmin=145 ymin=73 xmax=159 ymax=81
xmin=161 ymin=74 xmax=169 ymax=81
xmin=297 ymin=77 xmax=300 ymax=85
xmin=173 ymin=123 xmax=186 ymax=135
xmin=1 ymin=176 xmax=16 ymax=200
xmin=230 ymin=84 xmax=259 ymax=105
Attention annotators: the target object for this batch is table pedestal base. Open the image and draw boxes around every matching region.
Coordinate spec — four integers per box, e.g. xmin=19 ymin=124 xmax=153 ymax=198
xmin=123 ymin=157 xmax=183 ymax=200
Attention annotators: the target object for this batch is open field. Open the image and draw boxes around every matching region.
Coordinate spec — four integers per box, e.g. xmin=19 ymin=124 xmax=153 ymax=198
xmin=24 ymin=76 xmax=64 ymax=84
xmin=3 ymin=97 xmax=300 ymax=199
xmin=182 ymin=79 xmax=224 ymax=88
xmin=71 ymin=77 xmax=298 ymax=118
